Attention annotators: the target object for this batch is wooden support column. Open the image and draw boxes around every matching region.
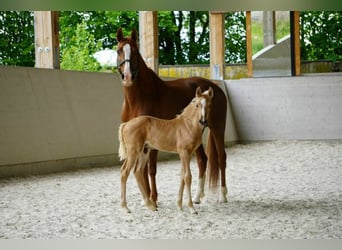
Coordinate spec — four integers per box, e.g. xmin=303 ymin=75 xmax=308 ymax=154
xmin=34 ymin=11 xmax=60 ymax=69
xmin=246 ymin=11 xmax=253 ymax=78
xmin=139 ymin=11 xmax=158 ymax=73
xmin=263 ymin=11 xmax=276 ymax=47
xmin=290 ymin=11 xmax=301 ymax=76
xmin=209 ymin=12 xmax=225 ymax=80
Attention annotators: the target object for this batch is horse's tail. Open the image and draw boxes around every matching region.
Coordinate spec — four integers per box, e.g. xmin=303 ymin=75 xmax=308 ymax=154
xmin=206 ymin=130 xmax=219 ymax=190
xmin=118 ymin=123 xmax=127 ymax=161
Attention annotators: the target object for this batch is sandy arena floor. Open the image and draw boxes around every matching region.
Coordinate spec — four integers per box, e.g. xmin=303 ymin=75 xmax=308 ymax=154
xmin=0 ymin=141 xmax=341 ymax=239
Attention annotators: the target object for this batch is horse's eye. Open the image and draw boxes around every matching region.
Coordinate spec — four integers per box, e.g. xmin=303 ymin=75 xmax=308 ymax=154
xmin=117 ymin=50 xmax=121 ymax=55
xmin=196 ymin=104 xmax=199 ymax=108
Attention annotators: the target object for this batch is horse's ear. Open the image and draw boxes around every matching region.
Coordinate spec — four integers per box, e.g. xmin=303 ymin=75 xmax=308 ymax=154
xmin=117 ymin=28 xmax=123 ymax=42
xmin=195 ymin=86 xmax=202 ymax=97
xmin=208 ymin=87 xmax=214 ymax=99
xmin=131 ymin=29 xmax=138 ymax=43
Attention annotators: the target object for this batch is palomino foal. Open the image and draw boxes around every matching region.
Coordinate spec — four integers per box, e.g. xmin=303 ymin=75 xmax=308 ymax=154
xmin=118 ymin=87 xmax=213 ymax=214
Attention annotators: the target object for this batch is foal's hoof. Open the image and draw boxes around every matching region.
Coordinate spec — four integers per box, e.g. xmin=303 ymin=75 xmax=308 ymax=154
xmin=146 ymin=201 xmax=158 ymax=211
xmin=193 ymin=198 xmax=201 ymax=204
xmin=190 ymin=208 xmax=198 ymax=215
xmin=148 ymin=205 xmax=158 ymax=212
xmin=122 ymin=207 xmax=131 ymax=213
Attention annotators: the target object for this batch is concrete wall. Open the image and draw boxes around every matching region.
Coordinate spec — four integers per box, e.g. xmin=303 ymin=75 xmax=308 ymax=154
xmin=252 ymin=35 xmax=292 ymax=77
xmin=225 ymin=73 xmax=342 ymax=141
xmin=0 ymin=66 xmax=122 ymax=177
xmin=0 ymin=66 xmax=237 ymax=178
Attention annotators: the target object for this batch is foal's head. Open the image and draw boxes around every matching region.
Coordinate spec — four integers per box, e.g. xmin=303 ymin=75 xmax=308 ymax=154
xmin=185 ymin=87 xmax=214 ymax=127
xmin=116 ymin=28 xmax=140 ymax=86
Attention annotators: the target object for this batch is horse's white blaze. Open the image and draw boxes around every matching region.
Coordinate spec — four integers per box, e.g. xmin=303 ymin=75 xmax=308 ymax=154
xmin=200 ymin=98 xmax=206 ymax=121
xmin=123 ymin=44 xmax=132 ymax=81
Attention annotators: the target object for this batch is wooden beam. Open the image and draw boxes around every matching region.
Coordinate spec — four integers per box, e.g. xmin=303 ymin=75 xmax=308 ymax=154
xmin=34 ymin=11 xmax=60 ymax=69
xmin=209 ymin=11 xmax=225 ymax=80
xmin=290 ymin=11 xmax=301 ymax=76
xmin=246 ymin=11 xmax=253 ymax=77
xmin=139 ymin=11 xmax=158 ymax=73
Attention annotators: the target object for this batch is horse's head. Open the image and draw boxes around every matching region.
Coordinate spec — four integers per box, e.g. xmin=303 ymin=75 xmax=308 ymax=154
xmin=116 ymin=28 xmax=139 ymax=86
xmin=193 ymin=86 xmax=214 ymax=127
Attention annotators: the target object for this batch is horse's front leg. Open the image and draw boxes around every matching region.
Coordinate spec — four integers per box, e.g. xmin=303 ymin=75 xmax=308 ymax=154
xmin=193 ymin=144 xmax=207 ymax=204
xmin=148 ymin=149 xmax=159 ymax=207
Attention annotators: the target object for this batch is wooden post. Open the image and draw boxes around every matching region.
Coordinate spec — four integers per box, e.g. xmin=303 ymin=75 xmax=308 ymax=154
xmin=290 ymin=11 xmax=301 ymax=76
xmin=209 ymin=12 xmax=225 ymax=80
xmin=139 ymin=11 xmax=158 ymax=73
xmin=34 ymin=11 xmax=60 ymax=69
xmin=263 ymin=11 xmax=276 ymax=47
xmin=246 ymin=11 xmax=253 ymax=77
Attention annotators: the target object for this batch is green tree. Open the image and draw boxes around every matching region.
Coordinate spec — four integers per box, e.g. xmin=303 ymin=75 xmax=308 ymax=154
xmin=225 ymin=12 xmax=246 ymax=63
xmin=158 ymin=11 xmax=246 ymax=65
xmin=60 ymin=20 xmax=102 ymax=71
xmin=0 ymin=11 xmax=34 ymax=66
xmin=59 ymin=11 xmax=139 ymax=71
xmin=300 ymin=11 xmax=341 ymax=61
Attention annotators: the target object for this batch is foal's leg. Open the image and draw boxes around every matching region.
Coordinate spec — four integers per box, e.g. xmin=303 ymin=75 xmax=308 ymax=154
xmin=193 ymin=144 xmax=208 ymax=204
xmin=134 ymin=152 xmax=157 ymax=211
xmin=148 ymin=149 xmax=159 ymax=207
xmin=177 ymin=168 xmax=185 ymax=212
xmin=120 ymin=159 xmax=134 ymax=213
xmin=180 ymin=153 xmax=197 ymax=214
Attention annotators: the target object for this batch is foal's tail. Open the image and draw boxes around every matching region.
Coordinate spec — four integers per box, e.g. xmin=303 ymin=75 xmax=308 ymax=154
xmin=118 ymin=123 xmax=127 ymax=161
xmin=206 ymin=130 xmax=219 ymax=190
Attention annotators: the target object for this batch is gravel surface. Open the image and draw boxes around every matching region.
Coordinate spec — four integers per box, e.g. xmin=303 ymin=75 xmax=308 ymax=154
xmin=1 ymin=141 xmax=341 ymax=239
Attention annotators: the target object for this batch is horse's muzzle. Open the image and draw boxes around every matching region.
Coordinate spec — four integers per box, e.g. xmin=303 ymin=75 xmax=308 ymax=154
xmin=199 ymin=119 xmax=208 ymax=127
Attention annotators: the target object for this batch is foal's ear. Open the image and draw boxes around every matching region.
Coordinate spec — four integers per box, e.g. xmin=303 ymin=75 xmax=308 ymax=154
xmin=131 ymin=29 xmax=138 ymax=43
xmin=195 ymin=86 xmax=202 ymax=97
xmin=117 ymin=28 xmax=123 ymax=42
xmin=208 ymin=87 xmax=214 ymax=99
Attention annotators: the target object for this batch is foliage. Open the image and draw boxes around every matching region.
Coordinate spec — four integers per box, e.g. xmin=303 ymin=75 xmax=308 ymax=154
xmin=225 ymin=12 xmax=246 ymax=63
xmin=0 ymin=11 xmax=35 ymax=66
xmin=59 ymin=11 xmax=139 ymax=71
xmin=1 ymin=11 xmax=340 ymax=70
xmin=300 ymin=11 xmax=341 ymax=61
xmin=60 ymin=20 xmax=102 ymax=71
xmin=159 ymin=11 xmax=246 ymax=65
xmin=158 ymin=11 xmax=210 ymax=65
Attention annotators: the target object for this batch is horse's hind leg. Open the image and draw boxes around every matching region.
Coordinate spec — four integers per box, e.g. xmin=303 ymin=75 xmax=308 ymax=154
xmin=212 ymin=129 xmax=228 ymax=203
xmin=193 ymin=144 xmax=207 ymax=204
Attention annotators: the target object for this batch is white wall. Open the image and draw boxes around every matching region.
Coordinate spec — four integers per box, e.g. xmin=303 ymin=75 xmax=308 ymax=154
xmin=226 ymin=73 xmax=342 ymax=141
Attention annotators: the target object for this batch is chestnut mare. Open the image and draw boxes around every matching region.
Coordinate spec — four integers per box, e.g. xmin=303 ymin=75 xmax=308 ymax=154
xmin=119 ymin=87 xmax=213 ymax=214
xmin=116 ymin=28 xmax=228 ymax=205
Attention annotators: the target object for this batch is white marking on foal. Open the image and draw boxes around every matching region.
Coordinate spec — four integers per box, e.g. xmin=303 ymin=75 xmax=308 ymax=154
xmin=200 ymin=98 xmax=206 ymax=121
xmin=123 ymin=44 xmax=131 ymax=81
